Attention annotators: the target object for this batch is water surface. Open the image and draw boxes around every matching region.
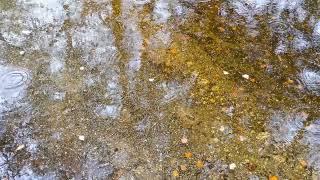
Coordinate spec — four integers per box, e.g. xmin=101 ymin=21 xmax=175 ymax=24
xmin=0 ymin=0 xmax=320 ymax=179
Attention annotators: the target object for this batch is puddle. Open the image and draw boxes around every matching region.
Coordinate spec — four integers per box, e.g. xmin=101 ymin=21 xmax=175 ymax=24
xmin=0 ymin=0 xmax=320 ymax=179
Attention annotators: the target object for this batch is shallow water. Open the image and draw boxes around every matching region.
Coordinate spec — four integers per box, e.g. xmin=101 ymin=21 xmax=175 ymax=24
xmin=0 ymin=0 xmax=320 ymax=179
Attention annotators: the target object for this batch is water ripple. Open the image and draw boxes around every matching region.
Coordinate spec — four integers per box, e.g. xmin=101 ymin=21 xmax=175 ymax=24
xmin=0 ymin=70 xmax=29 ymax=90
xmin=299 ymin=69 xmax=320 ymax=96
xmin=268 ymin=111 xmax=308 ymax=146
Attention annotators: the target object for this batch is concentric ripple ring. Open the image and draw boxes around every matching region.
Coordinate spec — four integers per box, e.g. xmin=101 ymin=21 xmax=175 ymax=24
xmin=0 ymin=70 xmax=29 ymax=89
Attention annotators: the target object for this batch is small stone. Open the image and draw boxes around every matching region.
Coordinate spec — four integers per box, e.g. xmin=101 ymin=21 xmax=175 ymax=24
xmin=219 ymin=126 xmax=225 ymax=132
xmin=21 ymin=30 xmax=32 ymax=35
xmin=239 ymin=135 xmax=247 ymax=142
xmin=79 ymin=66 xmax=85 ymax=71
xmin=19 ymin=51 xmax=25 ymax=55
xmin=229 ymin=163 xmax=236 ymax=170
xmin=148 ymin=78 xmax=155 ymax=82
xmin=79 ymin=135 xmax=85 ymax=141
xmin=242 ymin=74 xmax=250 ymax=79
xmin=223 ymin=71 xmax=229 ymax=75
xmin=16 ymin=144 xmax=25 ymax=151
xmin=181 ymin=137 xmax=188 ymax=144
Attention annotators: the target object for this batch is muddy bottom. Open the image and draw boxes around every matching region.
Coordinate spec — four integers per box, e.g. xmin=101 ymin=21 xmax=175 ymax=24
xmin=0 ymin=0 xmax=320 ymax=179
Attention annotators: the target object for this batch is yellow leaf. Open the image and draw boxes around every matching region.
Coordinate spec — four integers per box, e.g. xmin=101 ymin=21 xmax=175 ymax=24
xmin=269 ymin=176 xmax=278 ymax=180
xmin=184 ymin=152 xmax=193 ymax=159
xmin=196 ymin=160 xmax=204 ymax=168
xmin=172 ymin=170 xmax=179 ymax=177
xmin=180 ymin=164 xmax=187 ymax=171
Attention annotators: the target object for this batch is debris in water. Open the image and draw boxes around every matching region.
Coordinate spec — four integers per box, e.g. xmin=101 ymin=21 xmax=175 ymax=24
xmin=148 ymin=78 xmax=155 ymax=82
xmin=223 ymin=70 xmax=229 ymax=75
xmin=269 ymin=176 xmax=278 ymax=180
xmin=181 ymin=137 xmax=188 ymax=144
xmin=299 ymin=159 xmax=308 ymax=168
xmin=180 ymin=164 xmax=187 ymax=171
xmin=79 ymin=135 xmax=85 ymax=141
xmin=239 ymin=135 xmax=247 ymax=142
xmin=229 ymin=163 xmax=236 ymax=170
xmin=172 ymin=170 xmax=179 ymax=177
xmin=21 ymin=30 xmax=31 ymax=35
xmin=184 ymin=152 xmax=193 ymax=158
xmin=242 ymin=74 xmax=250 ymax=79
xmin=19 ymin=51 xmax=25 ymax=55
xmin=196 ymin=160 xmax=204 ymax=169
xmin=15 ymin=144 xmax=25 ymax=151
xmin=79 ymin=66 xmax=85 ymax=71
xmin=219 ymin=126 xmax=225 ymax=132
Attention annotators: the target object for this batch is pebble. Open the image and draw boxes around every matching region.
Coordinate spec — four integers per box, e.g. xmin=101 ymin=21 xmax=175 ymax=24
xmin=229 ymin=163 xmax=236 ymax=170
xmin=16 ymin=144 xmax=25 ymax=151
xmin=219 ymin=126 xmax=225 ymax=132
xmin=242 ymin=74 xmax=250 ymax=79
xmin=239 ymin=135 xmax=247 ymax=142
xmin=223 ymin=71 xmax=229 ymax=75
xmin=79 ymin=135 xmax=85 ymax=141
xmin=21 ymin=30 xmax=31 ymax=35
xmin=181 ymin=137 xmax=188 ymax=144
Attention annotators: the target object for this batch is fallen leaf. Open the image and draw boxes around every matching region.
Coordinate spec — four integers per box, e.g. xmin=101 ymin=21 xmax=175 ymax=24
xmin=172 ymin=170 xmax=179 ymax=177
xmin=180 ymin=164 xmax=187 ymax=171
xmin=269 ymin=176 xmax=278 ymax=180
xmin=184 ymin=152 xmax=193 ymax=158
xmin=196 ymin=160 xmax=204 ymax=169
xmin=299 ymin=160 xmax=308 ymax=168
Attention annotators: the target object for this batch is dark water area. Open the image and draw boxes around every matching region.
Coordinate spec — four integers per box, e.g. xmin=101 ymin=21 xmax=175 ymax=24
xmin=0 ymin=0 xmax=320 ymax=179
